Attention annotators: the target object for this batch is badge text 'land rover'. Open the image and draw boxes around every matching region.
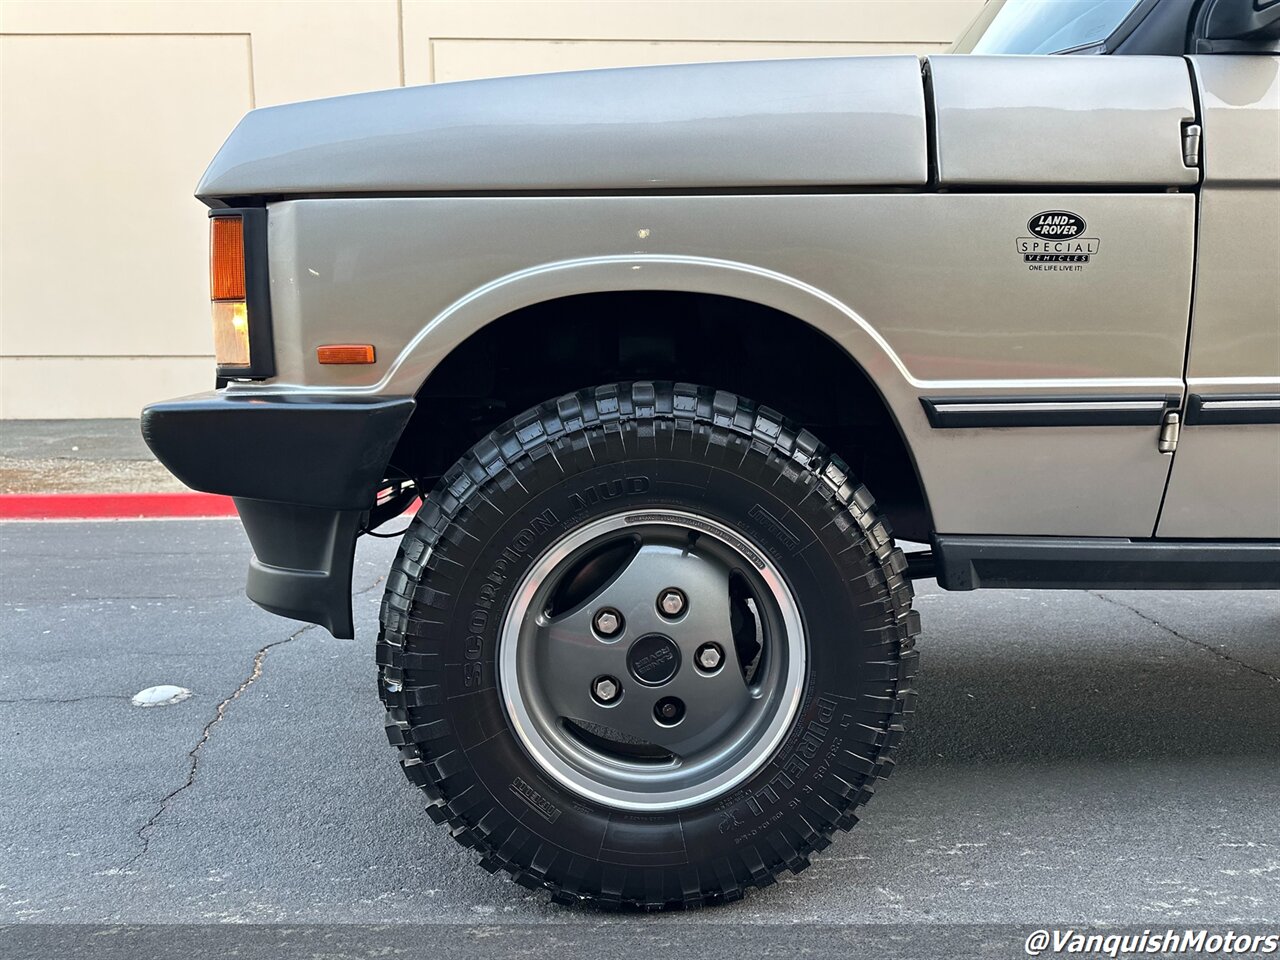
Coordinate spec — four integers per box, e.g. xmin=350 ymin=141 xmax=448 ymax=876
xmin=1028 ymin=210 xmax=1087 ymax=238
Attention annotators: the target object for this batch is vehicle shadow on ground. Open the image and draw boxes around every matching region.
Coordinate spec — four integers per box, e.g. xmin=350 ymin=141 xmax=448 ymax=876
xmin=902 ymin=649 xmax=1280 ymax=766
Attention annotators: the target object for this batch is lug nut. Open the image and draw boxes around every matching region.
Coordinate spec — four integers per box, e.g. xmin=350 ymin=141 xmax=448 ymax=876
xmin=658 ymin=589 xmax=686 ymax=617
xmin=654 ymin=696 xmax=685 ymax=725
xmin=593 ymin=609 xmax=622 ymax=637
xmin=696 ymin=643 xmax=724 ymax=671
xmin=592 ymin=676 xmax=620 ymax=704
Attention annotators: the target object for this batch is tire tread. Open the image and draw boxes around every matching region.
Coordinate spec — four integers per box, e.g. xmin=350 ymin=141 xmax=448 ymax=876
xmin=377 ymin=382 xmax=919 ymax=908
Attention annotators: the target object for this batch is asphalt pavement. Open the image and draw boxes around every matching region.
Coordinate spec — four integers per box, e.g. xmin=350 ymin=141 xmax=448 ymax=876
xmin=1 ymin=518 xmax=1277 ymax=956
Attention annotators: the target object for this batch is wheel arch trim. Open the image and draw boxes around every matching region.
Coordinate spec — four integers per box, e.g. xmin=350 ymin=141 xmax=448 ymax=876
xmin=381 ymin=254 xmax=937 ymax=524
xmin=386 ymin=254 xmax=917 ymax=397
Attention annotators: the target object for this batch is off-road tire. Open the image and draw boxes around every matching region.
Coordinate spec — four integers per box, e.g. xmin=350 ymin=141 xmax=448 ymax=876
xmin=377 ymin=381 xmax=919 ymax=908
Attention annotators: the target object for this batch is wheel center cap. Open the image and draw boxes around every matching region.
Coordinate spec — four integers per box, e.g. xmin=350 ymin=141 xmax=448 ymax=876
xmin=627 ymin=634 xmax=681 ymax=686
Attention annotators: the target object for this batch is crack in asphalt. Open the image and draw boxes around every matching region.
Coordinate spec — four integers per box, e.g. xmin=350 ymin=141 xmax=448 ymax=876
xmin=1090 ymin=591 xmax=1280 ymax=685
xmin=123 ymin=574 xmax=386 ymax=869
xmin=121 ymin=621 xmax=318 ymax=869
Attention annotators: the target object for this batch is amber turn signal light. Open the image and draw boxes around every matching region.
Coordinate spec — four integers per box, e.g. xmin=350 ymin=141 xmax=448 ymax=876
xmin=210 ymin=217 xmax=246 ymax=302
xmin=317 ymin=344 xmax=376 ymax=365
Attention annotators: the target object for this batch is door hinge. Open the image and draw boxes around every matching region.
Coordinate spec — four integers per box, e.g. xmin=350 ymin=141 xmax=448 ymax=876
xmin=1158 ymin=411 xmax=1181 ymax=453
xmin=1182 ymin=122 xmax=1202 ymax=168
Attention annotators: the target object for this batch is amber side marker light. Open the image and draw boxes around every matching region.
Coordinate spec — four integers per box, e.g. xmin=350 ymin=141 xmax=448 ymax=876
xmin=210 ymin=216 xmax=250 ymax=368
xmin=317 ymin=344 xmax=376 ymax=365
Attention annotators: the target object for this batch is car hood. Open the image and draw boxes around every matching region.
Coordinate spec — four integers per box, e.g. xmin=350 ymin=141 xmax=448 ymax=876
xmin=195 ymin=56 xmax=928 ymax=202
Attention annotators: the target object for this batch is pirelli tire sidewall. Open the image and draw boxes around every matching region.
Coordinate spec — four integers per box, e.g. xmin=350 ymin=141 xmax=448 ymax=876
xmin=378 ymin=382 xmax=918 ymax=905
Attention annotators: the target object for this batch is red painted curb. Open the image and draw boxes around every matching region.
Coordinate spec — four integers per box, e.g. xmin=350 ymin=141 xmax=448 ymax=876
xmin=0 ymin=492 xmax=239 ymax=519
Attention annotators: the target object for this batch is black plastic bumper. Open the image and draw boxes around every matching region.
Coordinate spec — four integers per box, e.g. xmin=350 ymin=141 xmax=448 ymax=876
xmin=141 ymin=391 xmax=415 ymax=638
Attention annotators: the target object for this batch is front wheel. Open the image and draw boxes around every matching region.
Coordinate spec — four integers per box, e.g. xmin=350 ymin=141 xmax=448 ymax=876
xmin=378 ymin=382 xmax=918 ymax=908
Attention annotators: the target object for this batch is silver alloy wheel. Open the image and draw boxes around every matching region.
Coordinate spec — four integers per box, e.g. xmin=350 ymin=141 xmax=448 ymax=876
xmin=499 ymin=509 xmax=806 ymax=811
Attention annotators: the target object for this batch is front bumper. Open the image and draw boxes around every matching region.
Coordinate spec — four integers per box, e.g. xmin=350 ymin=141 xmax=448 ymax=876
xmin=141 ymin=391 xmax=415 ymax=638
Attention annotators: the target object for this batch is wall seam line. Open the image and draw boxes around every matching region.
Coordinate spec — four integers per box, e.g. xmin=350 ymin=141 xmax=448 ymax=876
xmin=397 ymin=0 xmax=406 ymax=86
xmin=245 ymin=33 xmax=256 ymax=109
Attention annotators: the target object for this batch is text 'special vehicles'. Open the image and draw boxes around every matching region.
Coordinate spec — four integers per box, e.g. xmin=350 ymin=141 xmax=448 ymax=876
xmin=143 ymin=0 xmax=1280 ymax=909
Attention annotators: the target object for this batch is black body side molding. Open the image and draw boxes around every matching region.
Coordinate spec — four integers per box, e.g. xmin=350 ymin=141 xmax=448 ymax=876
xmin=935 ymin=536 xmax=1280 ymax=590
xmin=1185 ymin=394 xmax=1280 ymax=425
xmin=142 ymin=391 xmax=415 ymax=638
xmin=920 ymin=395 xmax=1179 ymax=428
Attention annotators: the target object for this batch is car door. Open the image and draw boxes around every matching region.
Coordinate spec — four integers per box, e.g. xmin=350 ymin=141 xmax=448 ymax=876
xmin=1156 ymin=54 xmax=1280 ymax=539
xmin=919 ymin=54 xmax=1198 ymax=537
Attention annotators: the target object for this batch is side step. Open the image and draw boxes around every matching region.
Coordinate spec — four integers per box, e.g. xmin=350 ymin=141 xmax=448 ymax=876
xmin=933 ymin=536 xmax=1280 ymax=591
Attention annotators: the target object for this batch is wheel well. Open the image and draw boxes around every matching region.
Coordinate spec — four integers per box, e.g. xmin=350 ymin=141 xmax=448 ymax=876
xmin=388 ymin=291 xmax=932 ymax=541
